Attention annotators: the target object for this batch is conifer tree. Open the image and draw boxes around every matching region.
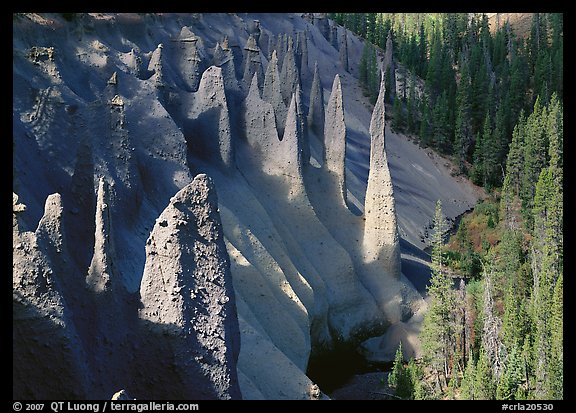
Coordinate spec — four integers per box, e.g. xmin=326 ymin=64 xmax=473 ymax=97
xmin=421 ymin=200 xmax=456 ymax=390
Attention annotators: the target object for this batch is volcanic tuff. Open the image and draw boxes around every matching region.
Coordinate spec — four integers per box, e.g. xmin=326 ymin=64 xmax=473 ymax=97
xmin=13 ymin=13 xmax=482 ymax=399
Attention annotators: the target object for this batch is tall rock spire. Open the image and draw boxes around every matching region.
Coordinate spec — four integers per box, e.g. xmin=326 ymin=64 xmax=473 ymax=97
xmin=281 ymin=93 xmax=304 ymax=182
xmin=383 ymin=30 xmax=396 ymax=100
xmin=294 ymin=81 xmax=309 ymax=165
xmin=297 ymin=30 xmax=309 ymax=75
xmin=280 ymin=36 xmax=300 ymax=106
xmin=362 ymin=74 xmax=401 ymax=279
xmin=262 ymin=50 xmax=287 ymax=138
xmin=323 ymin=74 xmax=347 ymax=206
xmin=243 ymin=73 xmax=280 ymax=161
xmin=172 ymin=27 xmax=205 ymax=91
xmin=147 ymin=43 xmax=165 ymax=87
xmin=13 ymin=193 xmax=90 ymax=399
xmin=139 ymin=174 xmax=241 ymax=399
xmin=330 ymin=24 xmax=339 ymax=50
xmin=242 ymin=34 xmax=263 ymax=93
xmin=187 ymin=66 xmax=234 ymax=169
xmin=86 ymin=178 xmax=116 ymax=293
xmin=214 ymin=40 xmax=240 ymax=96
xmin=340 ymin=28 xmax=349 ymax=72
xmin=307 ymin=61 xmax=325 ymax=140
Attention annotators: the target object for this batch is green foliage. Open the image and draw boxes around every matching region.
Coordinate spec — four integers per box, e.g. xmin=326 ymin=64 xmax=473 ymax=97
xmin=336 ymin=14 xmax=563 ymax=400
xmin=460 ymin=353 xmax=476 ymax=399
xmin=497 ymin=345 xmax=525 ymax=400
xmin=421 ymin=201 xmax=459 ymax=389
xmin=334 ymin=13 xmax=562 ymax=193
xmin=392 ymin=95 xmax=404 ymax=132
xmin=474 ymin=346 xmax=496 ymax=399
xmin=388 ymin=342 xmax=415 ymax=399
xmin=358 ymin=42 xmax=380 ymax=104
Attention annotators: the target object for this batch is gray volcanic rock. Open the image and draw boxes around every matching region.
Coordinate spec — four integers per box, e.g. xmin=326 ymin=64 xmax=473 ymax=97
xmin=86 ymin=178 xmax=116 ymax=293
xmin=184 ymin=66 xmax=234 ymax=169
xmin=104 ymin=86 xmax=143 ymax=221
xmin=323 ymin=74 xmax=347 ymax=207
xmin=171 ymin=27 xmax=206 ymax=92
xmin=313 ymin=14 xmax=330 ymax=42
xmin=147 ymin=43 xmax=165 ymax=87
xmin=339 ymin=29 xmax=349 ymax=72
xmin=246 ymin=19 xmax=261 ymax=44
xmin=294 ymin=82 xmax=309 ymax=165
xmin=213 ymin=40 xmax=241 ymax=97
xmin=139 ymin=174 xmax=241 ymax=400
xmin=281 ymin=94 xmax=304 ymax=181
xmin=307 ymin=61 xmax=325 ymax=143
xmin=13 ymin=13 xmax=483 ymax=400
xmin=244 ymin=73 xmax=279 ymax=151
xmin=330 ymin=24 xmax=339 ymax=50
xmin=363 ymin=75 xmax=401 ymax=280
xmin=280 ymin=36 xmax=300 ymax=107
xmin=242 ymin=34 xmax=264 ymax=93
xmin=13 ymin=194 xmax=90 ymax=399
xmin=262 ymin=50 xmax=287 ymax=138
xmin=34 ymin=193 xmax=79 ymax=295
xmin=296 ymin=30 xmax=308 ymax=74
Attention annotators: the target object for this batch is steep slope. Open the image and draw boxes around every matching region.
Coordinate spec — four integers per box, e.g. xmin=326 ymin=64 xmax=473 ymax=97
xmin=13 ymin=13 xmax=483 ymax=399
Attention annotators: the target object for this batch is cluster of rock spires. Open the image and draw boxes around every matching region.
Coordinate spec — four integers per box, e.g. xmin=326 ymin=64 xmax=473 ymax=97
xmin=13 ymin=13 xmax=423 ymax=400
xmin=14 ymin=175 xmax=240 ymax=399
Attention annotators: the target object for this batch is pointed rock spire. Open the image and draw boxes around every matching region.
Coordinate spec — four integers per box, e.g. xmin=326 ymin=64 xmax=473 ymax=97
xmin=214 ymin=41 xmax=240 ymax=95
xmin=281 ymin=93 xmax=304 ymax=180
xmin=294 ymin=81 xmax=309 ymax=165
xmin=247 ymin=19 xmax=261 ymax=45
xmin=173 ymin=27 xmax=205 ymax=91
xmin=340 ymin=29 xmax=349 ymax=72
xmin=383 ymin=30 xmax=396 ymax=99
xmin=267 ymin=34 xmax=274 ymax=60
xmin=36 ymin=193 xmax=65 ymax=256
xmin=13 ymin=193 xmax=90 ymax=399
xmin=323 ymin=74 xmax=347 ymax=206
xmin=330 ymin=25 xmax=339 ymax=50
xmin=274 ymin=34 xmax=284 ymax=71
xmin=362 ymin=75 xmax=401 ymax=279
xmin=139 ymin=174 xmax=241 ymax=399
xmin=147 ymin=43 xmax=165 ymax=87
xmin=86 ymin=178 xmax=116 ymax=293
xmin=280 ymin=36 xmax=300 ymax=106
xmin=104 ymin=71 xmax=118 ymax=101
xmin=242 ymin=34 xmax=264 ymax=93
xmin=262 ymin=50 xmax=287 ymax=138
xmin=244 ymin=72 xmax=280 ymax=156
xmin=295 ymin=30 xmax=309 ymax=75
xmin=307 ymin=61 xmax=325 ymax=139
xmin=189 ymin=66 xmax=234 ymax=169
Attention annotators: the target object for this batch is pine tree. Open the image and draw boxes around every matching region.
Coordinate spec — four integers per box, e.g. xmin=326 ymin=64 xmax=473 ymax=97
xmin=521 ymin=97 xmax=548 ymax=217
xmin=460 ymin=352 xmax=476 ymax=400
xmin=421 ymin=200 xmax=456 ymax=391
xmin=388 ymin=342 xmax=404 ymax=388
xmin=496 ymin=345 xmax=524 ymax=400
xmin=531 ymin=109 xmax=563 ymax=399
xmin=455 ymin=57 xmax=473 ymax=172
xmin=419 ymin=94 xmax=432 ymax=146
xmin=481 ymin=260 xmax=504 ymax=383
xmin=406 ymin=72 xmax=416 ymax=133
xmin=388 ymin=342 xmax=414 ymax=399
xmin=475 ymin=346 xmax=496 ymax=399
